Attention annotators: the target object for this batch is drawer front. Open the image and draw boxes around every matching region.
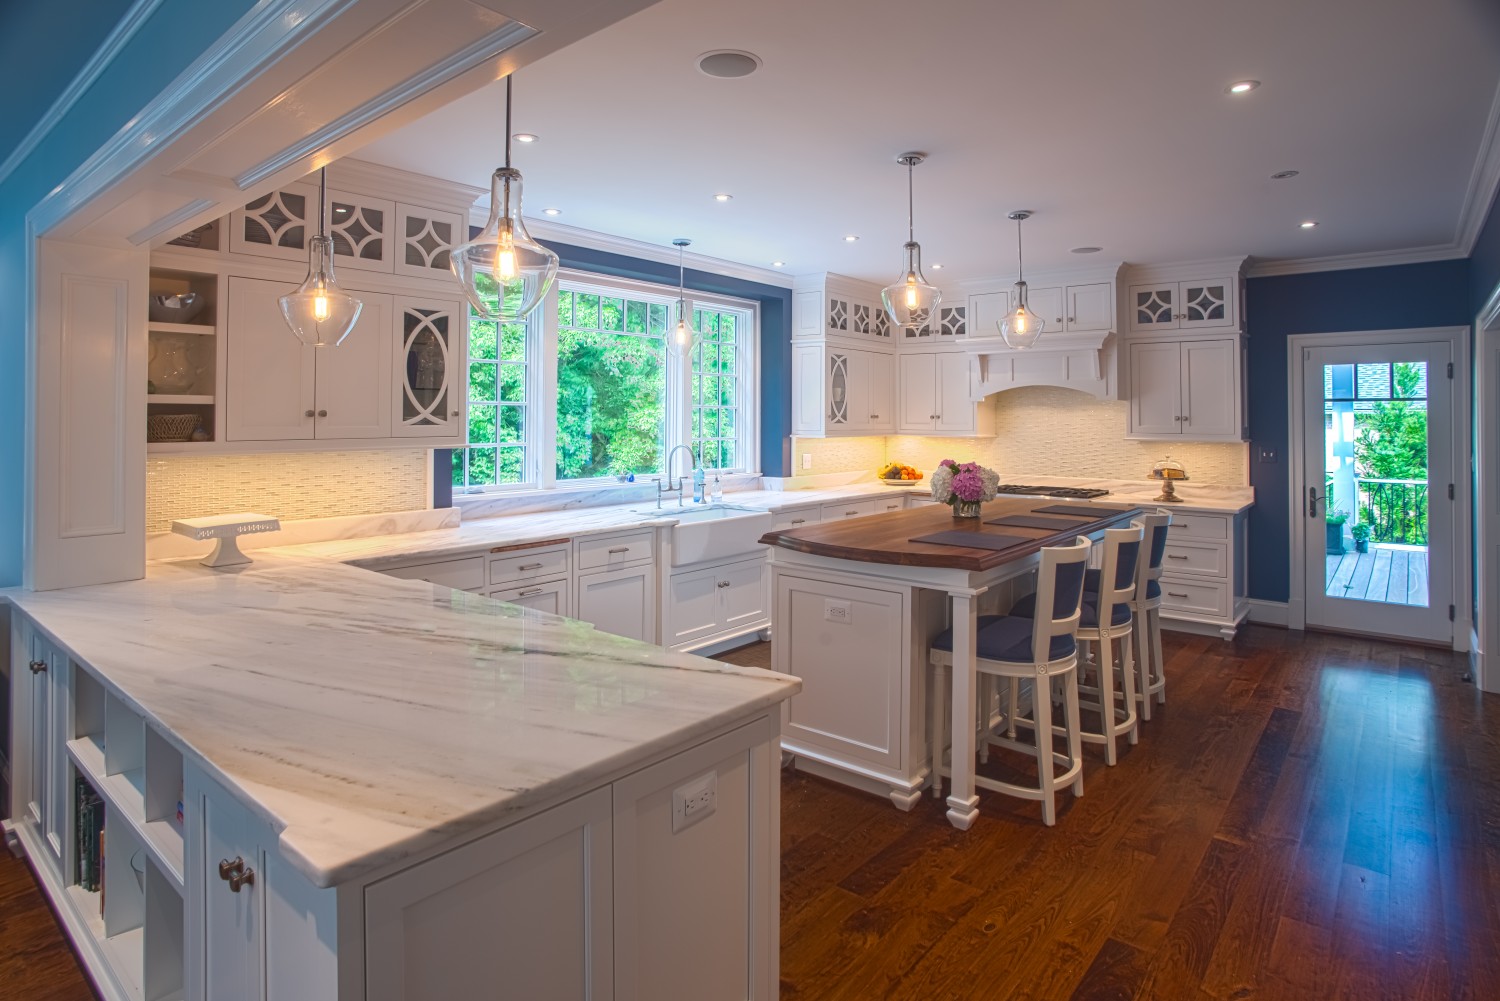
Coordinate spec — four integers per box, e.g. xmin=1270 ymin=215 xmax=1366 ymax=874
xmin=772 ymin=507 xmax=821 ymax=532
xmin=874 ymin=495 xmax=907 ymax=515
xmin=382 ymin=556 xmax=485 ymax=591
xmin=820 ymin=499 xmax=877 ymax=521
xmin=1159 ymin=576 xmax=1229 ymax=617
xmin=576 ymin=530 xmax=654 ymax=571
xmin=489 ymin=546 xmax=570 ymax=587
xmin=1166 ymin=512 xmax=1229 ymax=540
xmin=1161 ymin=540 xmax=1227 ymax=578
xmin=489 ymin=578 xmax=570 ymax=618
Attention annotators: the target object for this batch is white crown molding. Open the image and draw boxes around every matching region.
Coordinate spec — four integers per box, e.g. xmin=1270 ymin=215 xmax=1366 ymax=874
xmin=945 ymin=261 xmax=1126 ymax=294
xmin=1245 ymin=244 xmax=1467 ymax=278
xmin=515 ymin=216 xmax=793 ymax=289
xmin=329 ymin=158 xmax=485 ymax=215
xmin=1123 ymin=255 xmax=1250 ymax=284
xmin=1458 ymin=79 xmax=1500 ymax=255
xmin=0 ymin=0 xmax=166 ymax=188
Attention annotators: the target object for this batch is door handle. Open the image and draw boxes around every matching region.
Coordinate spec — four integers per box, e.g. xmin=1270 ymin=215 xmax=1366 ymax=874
xmin=1307 ymin=487 xmax=1323 ymax=517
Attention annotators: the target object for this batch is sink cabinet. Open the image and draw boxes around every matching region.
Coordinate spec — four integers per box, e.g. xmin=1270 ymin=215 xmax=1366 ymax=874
xmin=664 ymin=556 xmax=769 ymax=652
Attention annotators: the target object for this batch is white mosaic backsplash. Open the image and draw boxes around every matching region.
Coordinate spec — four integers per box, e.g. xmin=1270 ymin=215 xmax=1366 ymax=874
xmin=794 ymin=387 xmax=1248 ymax=487
xmin=146 ymin=451 xmax=429 ymax=533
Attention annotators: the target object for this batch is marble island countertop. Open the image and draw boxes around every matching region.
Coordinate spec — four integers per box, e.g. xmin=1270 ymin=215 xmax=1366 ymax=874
xmin=2 ymin=554 xmax=799 ymax=888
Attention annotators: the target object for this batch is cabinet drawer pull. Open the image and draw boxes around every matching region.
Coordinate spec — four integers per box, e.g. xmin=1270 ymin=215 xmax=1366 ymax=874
xmin=518 ymin=587 xmax=544 ymax=597
xmin=218 ymin=857 xmax=244 ymax=880
xmin=845 ymin=510 xmax=858 ymax=516
xmin=229 ymin=866 xmax=256 ymax=893
xmin=790 ymin=519 xmax=806 ymax=526
xmin=517 ymin=562 xmax=543 ymax=571
xmin=870 ymin=413 xmax=879 ymax=419
xmin=608 ymin=546 xmax=630 ymax=554
xmin=28 ymin=659 xmax=46 ymax=674
xmin=1167 ymin=591 xmax=1190 ymax=599
xmin=716 ymin=581 xmax=731 ymax=589
xmin=1167 ymin=554 xmax=1189 ymax=560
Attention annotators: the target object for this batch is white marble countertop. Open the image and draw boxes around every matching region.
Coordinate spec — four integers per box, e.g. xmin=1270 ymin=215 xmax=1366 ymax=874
xmin=2 ymin=554 xmax=799 ymax=888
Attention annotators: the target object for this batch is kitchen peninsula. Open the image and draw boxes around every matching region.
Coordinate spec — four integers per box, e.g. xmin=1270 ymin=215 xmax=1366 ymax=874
xmin=760 ymin=497 xmax=1142 ymax=828
xmin=5 ymin=553 xmax=798 ymax=1001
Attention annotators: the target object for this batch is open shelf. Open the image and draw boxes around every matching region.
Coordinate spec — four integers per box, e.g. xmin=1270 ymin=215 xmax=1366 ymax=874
xmin=146 ymin=322 xmax=215 ymax=336
xmin=147 ymin=394 xmax=214 ymax=406
xmin=148 ymin=267 xmax=219 ymax=446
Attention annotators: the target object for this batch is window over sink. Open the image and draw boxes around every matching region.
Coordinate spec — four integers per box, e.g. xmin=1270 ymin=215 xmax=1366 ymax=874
xmin=453 ymin=272 xmax=758 ymax=493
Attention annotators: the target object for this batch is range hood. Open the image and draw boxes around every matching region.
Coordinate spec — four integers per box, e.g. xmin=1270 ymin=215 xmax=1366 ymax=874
xmin=967 ymin=329 xmax=1117 ymax=400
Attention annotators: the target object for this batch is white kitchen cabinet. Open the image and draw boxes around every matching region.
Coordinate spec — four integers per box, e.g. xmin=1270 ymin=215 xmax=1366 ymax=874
xmin=1126 ymin=336 xmax=1244 ymax=441
xmin=1027 ymin=286 xmax=1066 ymax=331
xmin=314 ymin=293 xmax=392 ymax=439
xmin=1158 ymin=510 xmax=1250 ymax=639
xmin=576 ymin=563 xmax=658 ymax=642
xmin=326 ymin=189 xmax=395 ymax=274
xmin=771 ymin=506 xmax=820 ymax=532
xmin=874 ymin=494 xmax=908 ymax=515
xmin=392 ymin=296 xmax=465 ymax=438
xmin=490 ymin=578 xmax=570 ymax=617
xmin=897 ymin=351 xmax=993 ymax=436
xmin=792 ymin=275 xmax=893 ymax=343
xmin=200 ymin=783 xmax=266 ymax=1001
xmin=229 ymin=183 xmax=316 ymax=264
xmin=18 ymin=624 xmax=68 ymax=875
xmin=664 ymin=556 xmax=768 ymax=651
xmin=393 ymin=203 xmax=464 ymax=281
xmin=821 ymin=499 xmax=877 ymax=521
xmin=366 ymin=787 xmax=615 ymax=1001
xmin=1128 ymin=276 xmax=1238 ymax=333
xmin=790 ymin=343 xmax=896 ymax=436
xmin=1066 ymin=283 xmax=1113 ymax=331
xmin=968 ymin=281 xmax=1114 ymax=339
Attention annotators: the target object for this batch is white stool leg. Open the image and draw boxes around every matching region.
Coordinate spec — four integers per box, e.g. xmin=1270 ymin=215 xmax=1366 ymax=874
xmin=931 ymin=662 xmax=947 ymax=799
xmin=1121 ymin=628 xmax=1139 ymax=746
xmin=1152 ymin=607 xmax=1167 ymax=705
xmin=1134 ymin=608 xmax=1153 ymax=722
xmin=1006 ymin=678 xmax=1019 ymax=740
xmin=1033 ymin=673 xmax=1057 ymax=826
xmin=1063 ymin=668 xmax=1084 ymax=797
xmin=1096 ymin=630 xmax=1119 ymax=766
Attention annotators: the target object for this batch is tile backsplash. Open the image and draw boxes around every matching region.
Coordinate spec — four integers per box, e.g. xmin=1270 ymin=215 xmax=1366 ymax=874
xmin=146 ymin=450 xmax=429 ymax=533
xmin=794 ymin=386 xmax=1248 ymax=487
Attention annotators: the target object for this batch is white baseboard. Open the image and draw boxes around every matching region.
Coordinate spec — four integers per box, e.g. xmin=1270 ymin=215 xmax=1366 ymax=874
xmin=1247 ymin=599 xmax=1291 ymax=627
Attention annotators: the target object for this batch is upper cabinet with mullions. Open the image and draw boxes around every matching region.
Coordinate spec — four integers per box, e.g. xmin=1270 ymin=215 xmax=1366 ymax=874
xmin=1128 ymin=276 xmax=1238 ymax=333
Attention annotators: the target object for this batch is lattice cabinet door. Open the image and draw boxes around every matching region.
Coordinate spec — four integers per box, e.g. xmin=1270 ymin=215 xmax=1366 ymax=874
xmin=393 ymin=296 xmax=465 ymax=438
xmin=826 ymin=295 xmax=851 ymax=337
xmin=827 ymin=352 xmax=850 ymax=426
xmin=325 ymin=189 xmax=396 ymax=273
xmin=1128 ymin=283 xmax=1181 ymax=333
xmin=938 ymin=305 xmax=968 ymax=338
xmin=1178 ymin=277 xmax=1237 ymax=330
xmin=395 ymin=204 xmax=465 ymax=280
xmin=229 ymin=183 xmax=316 ymax=262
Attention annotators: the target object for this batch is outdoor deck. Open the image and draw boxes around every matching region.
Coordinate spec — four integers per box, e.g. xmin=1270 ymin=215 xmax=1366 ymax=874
xmin=1325 ymin=544 xmax=1429 ymax=606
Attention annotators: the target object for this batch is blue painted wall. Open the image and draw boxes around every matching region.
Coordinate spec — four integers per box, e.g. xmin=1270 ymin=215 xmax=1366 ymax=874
xmin=0 ymin=0 xmax=258 ymax=587
xmin=541 ymin=240 xmax=794 ymax=476
xmin=1245 ymin=260 xmax=1473 ymax=602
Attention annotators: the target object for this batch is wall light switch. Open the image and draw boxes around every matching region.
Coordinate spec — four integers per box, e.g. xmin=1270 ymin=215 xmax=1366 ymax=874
xmin=802 ymin=453 xmax=813 ymax=470
xmin=671 ymin=771 xmax=718 ymax=833
xmin=824 ymin=599 xmax=852 ymax=624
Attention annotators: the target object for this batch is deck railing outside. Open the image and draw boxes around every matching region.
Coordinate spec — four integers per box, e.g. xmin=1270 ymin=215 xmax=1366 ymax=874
xmin=1354 ymin=477 xmax=1428 ymax=545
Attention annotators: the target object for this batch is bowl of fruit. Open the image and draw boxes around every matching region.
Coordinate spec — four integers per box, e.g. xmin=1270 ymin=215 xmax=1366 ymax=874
xmin=878 ymin=462 xmax=923 ymax=485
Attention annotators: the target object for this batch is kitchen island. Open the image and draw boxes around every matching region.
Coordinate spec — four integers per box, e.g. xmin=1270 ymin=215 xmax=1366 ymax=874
xmin=760 ymin=497 xmax=1140 ymax=829
xmin=5 ymin=553 xmax=798 ymax=1001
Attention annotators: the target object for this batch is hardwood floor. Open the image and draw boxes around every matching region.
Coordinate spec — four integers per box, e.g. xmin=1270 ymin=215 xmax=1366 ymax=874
xmin=2 ymin=625 xmax=1494 ymax=1000
xmin=719 ymin=625 xmax=1500 ymax=1001
xmin=1325 ymin=545 xmax=1429 ymax=605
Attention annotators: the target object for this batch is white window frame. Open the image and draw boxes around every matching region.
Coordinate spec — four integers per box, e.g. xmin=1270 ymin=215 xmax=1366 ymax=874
xmin=453 ymin=302 xmax=543 ymax=493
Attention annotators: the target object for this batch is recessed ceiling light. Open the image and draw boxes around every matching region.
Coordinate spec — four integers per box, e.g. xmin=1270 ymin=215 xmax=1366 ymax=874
xmin=542 ymin=207 xmax=562 ymax=216
xmin=931 ymin=263 xmax=944 ymax=269
xmin=714 ymin=193 xmax=733 ymax=202
xmin=513 ymin=133 xmax=538 ymax=143
xmin=772 ymin=261 xmax=785 ymax=267
xmin=1226 ymin=80 xmax=1260 ymax=95
xmin=843 ymin=235 xmax=859 ymax=242
xmin=1300 ymin=220 xmax=1319 ymax=229
xmin=697 ymin=50 xmax=762 ymax=78
xmin=1070 ymin=246 xmax=1103 ymax=254
xmin=1271 ymin=169 xmax=1300 ymax=180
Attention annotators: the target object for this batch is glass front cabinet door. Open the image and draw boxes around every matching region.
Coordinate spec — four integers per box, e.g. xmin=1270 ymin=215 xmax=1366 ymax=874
xmin=394 ymin=296 xmax=465 ymax=437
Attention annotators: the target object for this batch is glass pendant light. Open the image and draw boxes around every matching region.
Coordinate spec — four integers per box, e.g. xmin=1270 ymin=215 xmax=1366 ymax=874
xmin=880 ymin=152 xmax=941 ymax=329
xmin=1000 ymin=210 xmax=1044 ymax=350
xmin=278 ymin=167 xmax=362 ymax=347
xmin=668 ymin=238 xmax=697 ymax=357
xmin=450 ymin=75 xmax=559 ymax=321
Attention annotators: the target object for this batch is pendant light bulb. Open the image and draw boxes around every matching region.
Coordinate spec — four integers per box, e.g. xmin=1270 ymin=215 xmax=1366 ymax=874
xmin=669 ymin=239 xmax=697 ymax=358
xmin=881 ymin=153 xmax=941 ymax=329
xmin=999 ymin=211 xmax=1044 ymax=350
xmin=279 ymin=169 xmax=363 ymax=347
xmin=450 ymin=75 xmax=559 ymax=321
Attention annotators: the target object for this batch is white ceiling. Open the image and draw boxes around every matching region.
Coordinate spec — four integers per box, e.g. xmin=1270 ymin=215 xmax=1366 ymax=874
xmin=357 ymin=0 xmax=1500 ymax=284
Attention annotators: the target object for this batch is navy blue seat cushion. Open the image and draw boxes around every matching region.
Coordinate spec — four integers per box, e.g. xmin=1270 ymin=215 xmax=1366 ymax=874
xmin=1083 ymin=568 xmax=1160 ymax=600
xmin=1011 ymin=591 xmax=1132 ymax=629
xmin=931 ymin=614 xmax=1076 ymax=664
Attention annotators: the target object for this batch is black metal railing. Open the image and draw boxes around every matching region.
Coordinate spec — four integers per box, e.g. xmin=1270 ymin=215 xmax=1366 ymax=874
xmin=1355 ymin=477 xmax=1428 ymax=545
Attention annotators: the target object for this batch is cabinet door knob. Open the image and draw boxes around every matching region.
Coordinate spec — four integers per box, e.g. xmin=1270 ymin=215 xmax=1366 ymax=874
xmin=304 ymin=410 xmax=315 ymax=418
xmin=317 ymin=410 xmax=328 ymax=418
xmin=218 ymin=857 xmax=244 ymax=880
xmin=28 ymin=659 xmax=46 ymax=674
xmin=716 ymin=580 xmax=731 ymax=588
xmin=1068 ymin=317 xmax=1076 ymax=323
xmin=229 ymin=866 xmax=256 ymax=893
xmin=451 ymin=410 xmax=461 ymax=417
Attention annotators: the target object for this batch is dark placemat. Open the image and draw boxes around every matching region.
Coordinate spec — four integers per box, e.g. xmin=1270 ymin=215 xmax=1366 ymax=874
xmin=985 ymin=514 xmax=1093 ymax=531
xmin=1031 ymin=504 xmax=1135 ymax=519
xmin=910 ymin=531 xmax=1033 ymax=552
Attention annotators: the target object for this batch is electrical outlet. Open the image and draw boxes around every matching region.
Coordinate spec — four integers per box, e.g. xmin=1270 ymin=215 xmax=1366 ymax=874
xmin=802 ymin=453 xmax=813 ymax=470
xmin=1258 ymin=445 xmax=1278 ymax=463
xmin=671 ymin=771 xmax=718 ymax=833
xmin=824 ymin=599 xmax=852 ymax=624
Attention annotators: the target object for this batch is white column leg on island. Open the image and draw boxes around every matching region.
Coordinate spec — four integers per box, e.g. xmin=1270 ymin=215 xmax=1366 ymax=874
xmin=945 ymin=586 xmax=986 ymax=830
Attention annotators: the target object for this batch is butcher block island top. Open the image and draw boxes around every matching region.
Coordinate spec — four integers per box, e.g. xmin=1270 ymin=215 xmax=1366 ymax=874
xmin=760 ymin=497 xmax=1145 ymax=572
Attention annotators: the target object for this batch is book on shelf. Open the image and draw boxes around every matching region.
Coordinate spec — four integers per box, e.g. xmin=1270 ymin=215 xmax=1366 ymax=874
xmin=74 ymin=776 xmax=104 ymax=892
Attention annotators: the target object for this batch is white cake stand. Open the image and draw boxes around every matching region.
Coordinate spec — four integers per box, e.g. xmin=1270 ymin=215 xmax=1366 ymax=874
xmin=171 ymin=513 xmax=282 ymax=567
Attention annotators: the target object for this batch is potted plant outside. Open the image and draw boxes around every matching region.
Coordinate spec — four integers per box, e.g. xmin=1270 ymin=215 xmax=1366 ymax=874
xmin=1350 ymin=521 xmax=1372 ymax=554
xmin=1326 ymin=510 xmax=1348 ymax=555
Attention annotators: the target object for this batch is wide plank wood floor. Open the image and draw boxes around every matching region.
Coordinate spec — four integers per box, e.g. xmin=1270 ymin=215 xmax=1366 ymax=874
xmin=1325 ymin=545 xmax=1429 ymax=605
xmin=721 ymin=625 xmax=1499 ymax=1001
xmin=2 ymin=626 xmax=1495 ymax=1000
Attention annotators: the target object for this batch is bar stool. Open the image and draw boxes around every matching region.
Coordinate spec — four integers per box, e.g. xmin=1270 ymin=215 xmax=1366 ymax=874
xmin=1013 ymin=524 xmax=1142 ymax=765
xmin=928 ymin=536 xmax=1092 ymax=827
xmin=1120 ymin=512 xmax=1170 ymax=720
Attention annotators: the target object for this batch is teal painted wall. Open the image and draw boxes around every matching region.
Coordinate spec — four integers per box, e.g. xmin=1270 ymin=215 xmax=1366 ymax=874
xmin=0 ymin=1 xmax=258 ymax=586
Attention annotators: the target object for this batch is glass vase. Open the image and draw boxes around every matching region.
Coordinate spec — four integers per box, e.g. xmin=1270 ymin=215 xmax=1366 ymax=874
xmin=954 ymin=500 xmax=982 ymax=519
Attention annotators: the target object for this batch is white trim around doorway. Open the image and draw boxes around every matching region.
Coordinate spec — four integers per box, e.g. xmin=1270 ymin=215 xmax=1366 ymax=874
xmin=1285 ymin=326 xmax=1472 ymax=650
xmin=1472 ymin=284 xmax=1500 ymax=691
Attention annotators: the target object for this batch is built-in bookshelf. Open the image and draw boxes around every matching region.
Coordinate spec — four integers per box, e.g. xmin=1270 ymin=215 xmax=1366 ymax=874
xmin=148 ymin=268 xmax=221 ymax=452
xmin=67 ymin=667 xmax=186 ymax=1001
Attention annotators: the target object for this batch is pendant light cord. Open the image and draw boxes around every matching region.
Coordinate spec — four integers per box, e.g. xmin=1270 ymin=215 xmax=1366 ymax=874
xmin=318 ymin=167 xmax=327 ymax=239
xmin=504 ymin=76 xmax=513 ymax=171
xmin=1016 ymin=217 xmax=1024 ymax=283
xmin=906 ymin=161 xmax=915 ymax=244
